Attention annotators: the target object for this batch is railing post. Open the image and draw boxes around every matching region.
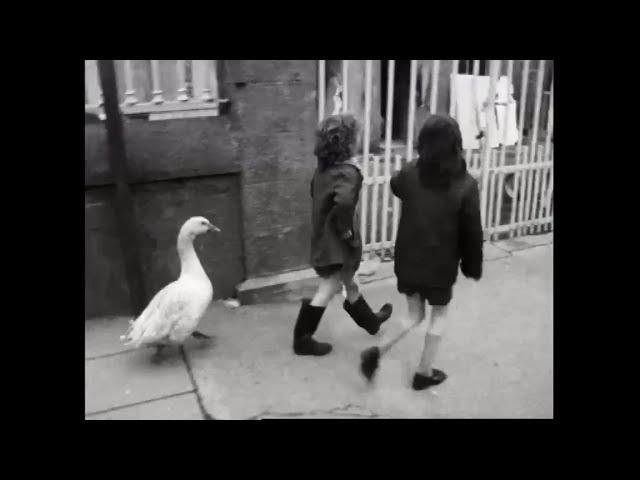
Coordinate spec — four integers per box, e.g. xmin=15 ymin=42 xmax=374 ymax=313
xmin=193 ymin=60 xmax=214 ymax=102
xmin=465 ymin=60 xmax=481 ymax=162
xmin=450 ymin=60 xmax=459 ymax=117
xmin=382 ymin=60 xmax=395 ymax=251
xmin=342 ymin=60 xmax=349 ymax=113
xmin=176 ymin=60 xmax=189 ymax=102
xmin=511 ymin=60 xmax=531 ymax=238
xmin=494 ymin=59 xmax=514 ymax=239
xmin=123 ymin=59 xmax=138 ymax=105
xmin=210 ymin=60 xmax=219 ymax=102
xmin=150 ymin=60 xmax=165 ymax=104
xmin=96 ymin=60 xmax=147 ymax=317
xmin=392 ymin=154 xmax=401 ymax=245
xmin=360 ymin=60 xmax=373 ymax=251
xmin=539 ymin=81 xmax=553 ymax=232
xmin=85 ymin=60 xmax=102 ymax=106
xmin=525 ymin=60 xmax=546 ymax=234
xmin=430 ymin=60 xmax=440 ymax=113
xmin=406 ymin=60 xmax=418 ymax=162
xmin=318 ymin=60 xmax=326 ymax=121
xmin=479 ymin=60 xmax=500 ymax=231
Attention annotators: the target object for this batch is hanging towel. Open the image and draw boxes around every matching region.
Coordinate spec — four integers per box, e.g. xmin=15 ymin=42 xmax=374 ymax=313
xmin=494 ymin=76 xmax=519 ymax=147
xmin=451 ymin=74 xmax=518 ymax=150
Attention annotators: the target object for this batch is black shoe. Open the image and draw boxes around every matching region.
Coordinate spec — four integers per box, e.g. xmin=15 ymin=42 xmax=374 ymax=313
xmin=343 ymin=295 xmax=393 ymax=335
xmin=293 ymin=299 xmax=333 ymax=356
xmin=412 ymin=369 xmax=447 ymax=390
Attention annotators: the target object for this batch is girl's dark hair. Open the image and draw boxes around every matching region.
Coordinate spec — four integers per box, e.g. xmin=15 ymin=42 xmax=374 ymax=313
xmin=416 ymin=114 xmax=466 ymax=188
xmin=314 ymin=113 xmax=360 ymax=170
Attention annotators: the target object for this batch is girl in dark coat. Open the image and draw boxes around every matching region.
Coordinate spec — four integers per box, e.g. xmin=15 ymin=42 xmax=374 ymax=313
xmin=390 ymin=114 xmax=483 ymax=390
xmin=292 ymin=113 xmax=393 ymax=356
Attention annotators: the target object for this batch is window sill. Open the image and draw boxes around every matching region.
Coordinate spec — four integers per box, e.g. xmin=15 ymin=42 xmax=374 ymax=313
xmin=85 ymin=98 xmax=229 ymax=122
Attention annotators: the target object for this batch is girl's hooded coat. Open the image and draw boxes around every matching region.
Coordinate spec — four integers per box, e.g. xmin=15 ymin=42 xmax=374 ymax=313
xmin=309 ymin=158 xmax=363 ymax=272
xmin=391 ymin=114 xmax=483 ymax=289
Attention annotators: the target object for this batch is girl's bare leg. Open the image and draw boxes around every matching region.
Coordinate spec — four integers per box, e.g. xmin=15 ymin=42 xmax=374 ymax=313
xmin=417 ymin=305 xmax=449 ymax=376
xmin=293 ymin=273 xmax=341 ymax=356
xmin=405 ymin=293 xmax=425 ymax=327
xmin=342 ymin=272 xmax=361 ymax=304
xmin=377 ymin=293 xmax=423 ymax=345
xmin=311 ymin=274 xmax=342 ymax=307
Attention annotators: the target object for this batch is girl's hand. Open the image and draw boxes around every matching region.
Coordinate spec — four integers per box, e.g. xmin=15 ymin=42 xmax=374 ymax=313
xmin=341 ymin=230 xmax=353 ymax=240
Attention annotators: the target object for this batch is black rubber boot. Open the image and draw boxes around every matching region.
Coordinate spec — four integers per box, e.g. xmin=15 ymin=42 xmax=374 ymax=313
xmin=293 ymin=298 xmax=333 ymax=356
xmin=412 ymin=369 xmax=447 ymax=390
xmin=343 ymin=295 xmax=393 ymax=335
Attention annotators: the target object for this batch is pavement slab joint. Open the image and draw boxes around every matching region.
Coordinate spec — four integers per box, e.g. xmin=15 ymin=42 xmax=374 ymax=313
xmin=247 ymin=403 xmax=382 ymax=420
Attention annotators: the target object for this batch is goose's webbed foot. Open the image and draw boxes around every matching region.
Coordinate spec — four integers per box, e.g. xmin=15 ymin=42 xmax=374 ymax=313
xmin=151 ymin=345 xmax=167 ymax=364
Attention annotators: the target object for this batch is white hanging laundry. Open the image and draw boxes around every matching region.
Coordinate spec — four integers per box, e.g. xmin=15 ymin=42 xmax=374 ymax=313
xmin=494 ymin=76 xmax=519 ymax=147
xmin=451 ymin=74 xmax=518 ymax=151
xmin=332 ymin=85 xmax=343 ymax=115
xmin=451 ymin=74 xmax=485 ymax=150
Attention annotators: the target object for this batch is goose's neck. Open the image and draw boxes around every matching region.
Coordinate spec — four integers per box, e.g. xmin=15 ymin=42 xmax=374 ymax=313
xmin=177 ymin=233 xmax=207 ymax=279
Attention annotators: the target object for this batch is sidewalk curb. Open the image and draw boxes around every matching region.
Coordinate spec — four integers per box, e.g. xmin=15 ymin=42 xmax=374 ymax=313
xmin=236 ymin=234 xmax=553 ymax=304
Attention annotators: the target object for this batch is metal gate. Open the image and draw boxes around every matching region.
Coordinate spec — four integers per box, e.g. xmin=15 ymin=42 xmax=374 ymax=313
xmin=317 ymin=60 xmax=554 ymax=257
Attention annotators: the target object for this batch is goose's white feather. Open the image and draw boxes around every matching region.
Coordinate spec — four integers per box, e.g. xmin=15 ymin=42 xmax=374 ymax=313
xmin=121 ymin=217 xmax=215 ymax=348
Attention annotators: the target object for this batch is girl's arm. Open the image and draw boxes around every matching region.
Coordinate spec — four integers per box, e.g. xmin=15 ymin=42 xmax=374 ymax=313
xmin=459 ymin=179 xmax=483 ymax=280
xmin=330 ymin=168 xmax=360 ymax=239
xmin=390 ymin=169 xmax=403 ymax=199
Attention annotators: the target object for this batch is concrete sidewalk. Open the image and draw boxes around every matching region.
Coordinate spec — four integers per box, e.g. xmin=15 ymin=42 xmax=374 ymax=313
xmin=85 ymin=233 xmax=553 ymax=419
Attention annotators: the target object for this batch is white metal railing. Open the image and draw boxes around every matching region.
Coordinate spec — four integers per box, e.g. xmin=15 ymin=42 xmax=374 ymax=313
xmin=317 ymin=60 xmax=554 ymax=256
xmin=85 ymin=60 xmax=228 ymax=121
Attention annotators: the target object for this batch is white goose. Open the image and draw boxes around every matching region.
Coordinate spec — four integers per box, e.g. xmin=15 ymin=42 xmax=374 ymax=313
xmin=120 ymin=216 xmax=220 ymax=359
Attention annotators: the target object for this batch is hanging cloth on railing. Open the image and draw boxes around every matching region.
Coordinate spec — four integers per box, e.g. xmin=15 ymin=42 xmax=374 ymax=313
xmin=332 ymin=84 xmax=343 ymax=115
xmin=494 ymin=76 xmax=519 ymax=146
xmin=450 ymin=74 xmax=519 ymax=150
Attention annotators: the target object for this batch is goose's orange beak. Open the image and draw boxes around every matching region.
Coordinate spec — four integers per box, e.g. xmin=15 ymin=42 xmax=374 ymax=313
xmin=208 ymin=223 xmax=221 ymax=233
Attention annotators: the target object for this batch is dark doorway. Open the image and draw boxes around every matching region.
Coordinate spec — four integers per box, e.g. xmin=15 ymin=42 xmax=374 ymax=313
xmin=458 ymin=60 xmax=488 ymax=75
xmin=381 ymin=60 xmax=411 ymax=141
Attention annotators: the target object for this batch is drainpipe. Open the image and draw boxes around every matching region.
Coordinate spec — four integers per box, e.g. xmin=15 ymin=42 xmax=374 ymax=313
xmin=97 ymin=60 xmax=147 ymax=316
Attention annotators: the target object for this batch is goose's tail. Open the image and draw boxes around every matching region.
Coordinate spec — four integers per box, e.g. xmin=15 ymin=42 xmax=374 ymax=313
xmin=120 ymin=318 xmax=146 ymax=348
